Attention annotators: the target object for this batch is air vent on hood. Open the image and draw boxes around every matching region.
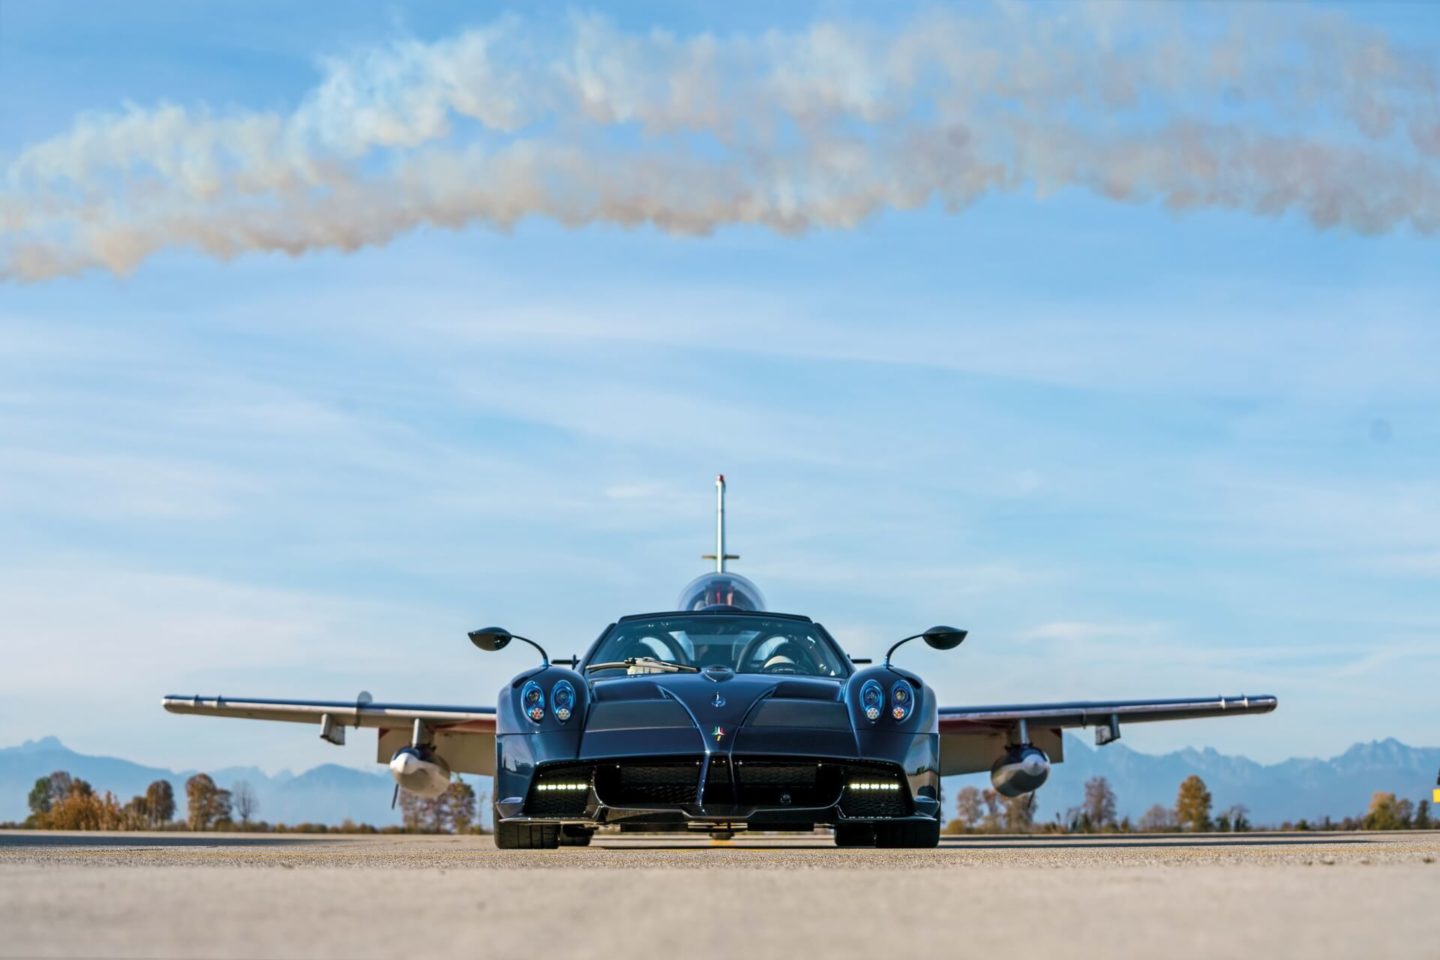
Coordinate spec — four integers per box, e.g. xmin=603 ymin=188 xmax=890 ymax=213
xmin=748 ymin=700 xmax=850 ymax=728
xmin=586 ymin=700 xmax=694 ymax=731
xmin=590 ymin=679 xmax=667 ymax=701
xmin=769 ymin=679 xmax=843 ymax=701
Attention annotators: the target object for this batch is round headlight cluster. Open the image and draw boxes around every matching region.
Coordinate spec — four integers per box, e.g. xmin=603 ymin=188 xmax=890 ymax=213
xmin=858 ymin=677 xmax=919 ymax=723
xmin=551 ymin=679 xmax=576 ymax=722
xmin=860 ymin=679 xmax=885 ymax=722
xmin=890 ymin=679 xmax=915 ymax=721
xmin=521 ymin=681 xmax=545 ymax=723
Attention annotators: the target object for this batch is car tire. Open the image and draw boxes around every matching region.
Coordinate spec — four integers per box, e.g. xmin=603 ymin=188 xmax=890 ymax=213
xmin=558 ymin=825 xmax=594 ymax=847
xmin=873 ymin=817 xmax=941 ymax=849
xmin=493 ymin=806 xmax=561 ymax=849
xmin=833 ymin=823 xmax=875 ymax=847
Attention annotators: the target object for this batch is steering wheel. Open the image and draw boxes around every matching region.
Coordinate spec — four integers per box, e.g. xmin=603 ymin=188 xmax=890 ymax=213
xmin=759 ymin=646 xmax=804 ymax=674
xmin=737 ymin=633 xmax=807 ymax=674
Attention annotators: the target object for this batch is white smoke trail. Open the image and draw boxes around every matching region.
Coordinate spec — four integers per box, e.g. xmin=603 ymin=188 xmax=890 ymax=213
xmin=3 ymin=5 xmax=1438 ymax=281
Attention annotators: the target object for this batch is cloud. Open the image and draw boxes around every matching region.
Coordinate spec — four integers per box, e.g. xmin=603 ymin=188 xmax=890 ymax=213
xmin=4 ymin=4 xmax=1440 ymax=280
xmin=1020 ymin=620 xmax=1168 ymax=646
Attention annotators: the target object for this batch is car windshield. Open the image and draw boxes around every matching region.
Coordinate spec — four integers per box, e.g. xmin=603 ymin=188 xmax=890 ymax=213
xmin=586 ymin=614 xmax=848 ymax=678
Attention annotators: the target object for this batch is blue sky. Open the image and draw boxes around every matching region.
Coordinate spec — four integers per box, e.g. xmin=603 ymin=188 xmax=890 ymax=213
xmin=2 ymin=2 xmax=1437 ymax=774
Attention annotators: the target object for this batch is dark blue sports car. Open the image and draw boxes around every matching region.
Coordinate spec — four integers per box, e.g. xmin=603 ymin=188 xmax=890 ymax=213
xmin=476 ymin=593 xmax=960 ymax=848
xmin=166 ymin=476 xmax=1276 ymax=849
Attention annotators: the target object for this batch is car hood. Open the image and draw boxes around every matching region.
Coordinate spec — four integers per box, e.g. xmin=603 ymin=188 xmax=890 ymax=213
xmin=596 ymin=669 xmax=838 ymax=707
xmin=579 ymin=671 xmax=852 ymax=759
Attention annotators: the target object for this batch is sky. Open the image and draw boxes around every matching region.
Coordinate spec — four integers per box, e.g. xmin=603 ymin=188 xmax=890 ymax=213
xmin=1 ymin=1 xmax=1437 ymax=775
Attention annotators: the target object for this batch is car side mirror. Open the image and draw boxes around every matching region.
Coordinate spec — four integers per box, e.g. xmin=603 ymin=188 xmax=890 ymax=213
xmin=468 ymin=627 xmax=513 ymax=652
xmin=468 ymin=626 xmax=549 ymax=665
xmin=922 ymin=626 xmax=967 ymax=650
xmin=885 ymin=625 xmax=968 ymax=665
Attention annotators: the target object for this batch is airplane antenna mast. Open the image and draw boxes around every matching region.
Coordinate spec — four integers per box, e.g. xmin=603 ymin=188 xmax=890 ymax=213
xmin=702 ymin=474 xmax=740 ymax=572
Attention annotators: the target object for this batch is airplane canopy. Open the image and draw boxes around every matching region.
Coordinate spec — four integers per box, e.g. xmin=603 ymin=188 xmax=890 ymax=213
xmin=676 ymin=571 xmax=766 ymax=611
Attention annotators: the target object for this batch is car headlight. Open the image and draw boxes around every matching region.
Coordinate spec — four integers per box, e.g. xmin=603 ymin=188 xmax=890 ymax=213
xmin=521 ymin=680 xmax=545 ymax=723
xmin=859 ymin=679 xmax=884 ymax=722
xmin=890 ymin=679 xmax=915 ymax=721
xmin=551 ymin=679 xmax=576 ymax=722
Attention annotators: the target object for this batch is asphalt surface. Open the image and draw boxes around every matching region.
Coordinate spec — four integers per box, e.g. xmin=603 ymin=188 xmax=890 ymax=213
xmin=2 ymin=830 xmax=1437 ymax=959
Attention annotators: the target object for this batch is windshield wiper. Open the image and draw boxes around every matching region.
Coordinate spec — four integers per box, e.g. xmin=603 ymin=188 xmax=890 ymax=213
xmin=584 ymin=657 xmax=700 ymax=674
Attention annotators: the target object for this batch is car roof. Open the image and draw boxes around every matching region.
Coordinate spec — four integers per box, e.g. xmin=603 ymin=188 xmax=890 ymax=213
xmin=615 ymin=608 xmax=815 ymax=624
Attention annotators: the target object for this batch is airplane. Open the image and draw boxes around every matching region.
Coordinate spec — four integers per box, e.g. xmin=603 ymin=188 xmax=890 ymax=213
xmin=164 ymin=475 xmax=1277 ymax=848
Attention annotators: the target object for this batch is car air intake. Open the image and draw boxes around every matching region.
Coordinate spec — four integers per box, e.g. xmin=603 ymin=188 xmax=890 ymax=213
xmin=594 ymin=760 xmax=701 ymax=807
xmin=838 ymin=769 xmax=911 ymax=818
xmin=733 ymin=760 xmax=841 ymax=807
xmin=525 ymin=764 xmax=593 ymax=817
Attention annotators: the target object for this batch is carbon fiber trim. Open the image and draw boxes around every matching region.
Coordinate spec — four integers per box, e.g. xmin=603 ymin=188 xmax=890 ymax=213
xmin=748 ymin=700 xmax=850 ymax=728
xmin=586 ymin=700 xmax=695 ymax=731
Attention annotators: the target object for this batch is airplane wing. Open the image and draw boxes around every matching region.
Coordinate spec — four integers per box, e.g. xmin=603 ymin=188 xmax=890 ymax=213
xmin=162 ymin=695 xmax=497 ymax=776
xmin=937 ymin=694 xmax=1277 ymax=776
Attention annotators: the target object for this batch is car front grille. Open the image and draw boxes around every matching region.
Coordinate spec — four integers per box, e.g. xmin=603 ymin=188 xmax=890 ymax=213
xmin=732 ymin=760 xmax=841 ymax=807
xmin=594 ymin=760 xmax=701 ymax=807
xmin=542 ymin=757 xmax=911 ymax=816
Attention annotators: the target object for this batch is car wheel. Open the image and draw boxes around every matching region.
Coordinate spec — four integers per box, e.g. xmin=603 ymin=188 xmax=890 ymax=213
xmin=493 ymin=804 xmax=561 ymax=849
xmin=833 ymin=823 xmax=875 ymax=847
xmin=873 ymin=817 xmax=940 ymax=849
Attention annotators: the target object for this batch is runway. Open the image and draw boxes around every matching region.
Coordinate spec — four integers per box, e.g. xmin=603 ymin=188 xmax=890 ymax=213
xmin=2 ymin=830 xmax=1437 ymax=959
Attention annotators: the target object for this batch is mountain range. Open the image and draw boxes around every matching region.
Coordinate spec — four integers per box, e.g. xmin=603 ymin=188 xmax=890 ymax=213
xmin=2 ymin=735 xmax=1436 ymax=828
xmin=0 ymin=737 xmax=405 ymax=827
xmin=1018 ymin=735 xmax=1440 ymax=826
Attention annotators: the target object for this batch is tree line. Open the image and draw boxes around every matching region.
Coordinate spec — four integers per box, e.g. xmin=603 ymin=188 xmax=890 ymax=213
xmin=946 ymin=774 xmax=1436 ymax=834
xmin=18 ymin=770 xmax=486 ymax=834
xmin=21 ymin=767 xmax=1431 ymax=834
xmin=1288 ymin=792 xmax=1434 ymax=832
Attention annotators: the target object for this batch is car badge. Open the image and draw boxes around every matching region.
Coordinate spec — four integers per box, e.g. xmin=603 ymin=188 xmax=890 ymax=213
xmin=711 ymin=693 xmax=726 ymax=708
xmin=711 ymin=725 xmax=726 ymax=743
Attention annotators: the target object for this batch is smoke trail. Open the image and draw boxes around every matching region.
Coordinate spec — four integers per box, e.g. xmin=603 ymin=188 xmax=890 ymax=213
xmin=3 ymin=5 xmax=1438 ymax=281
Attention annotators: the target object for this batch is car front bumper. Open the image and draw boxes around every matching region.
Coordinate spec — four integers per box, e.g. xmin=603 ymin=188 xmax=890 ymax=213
xmin=496 ymin=755 xmax=941 ymax=827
